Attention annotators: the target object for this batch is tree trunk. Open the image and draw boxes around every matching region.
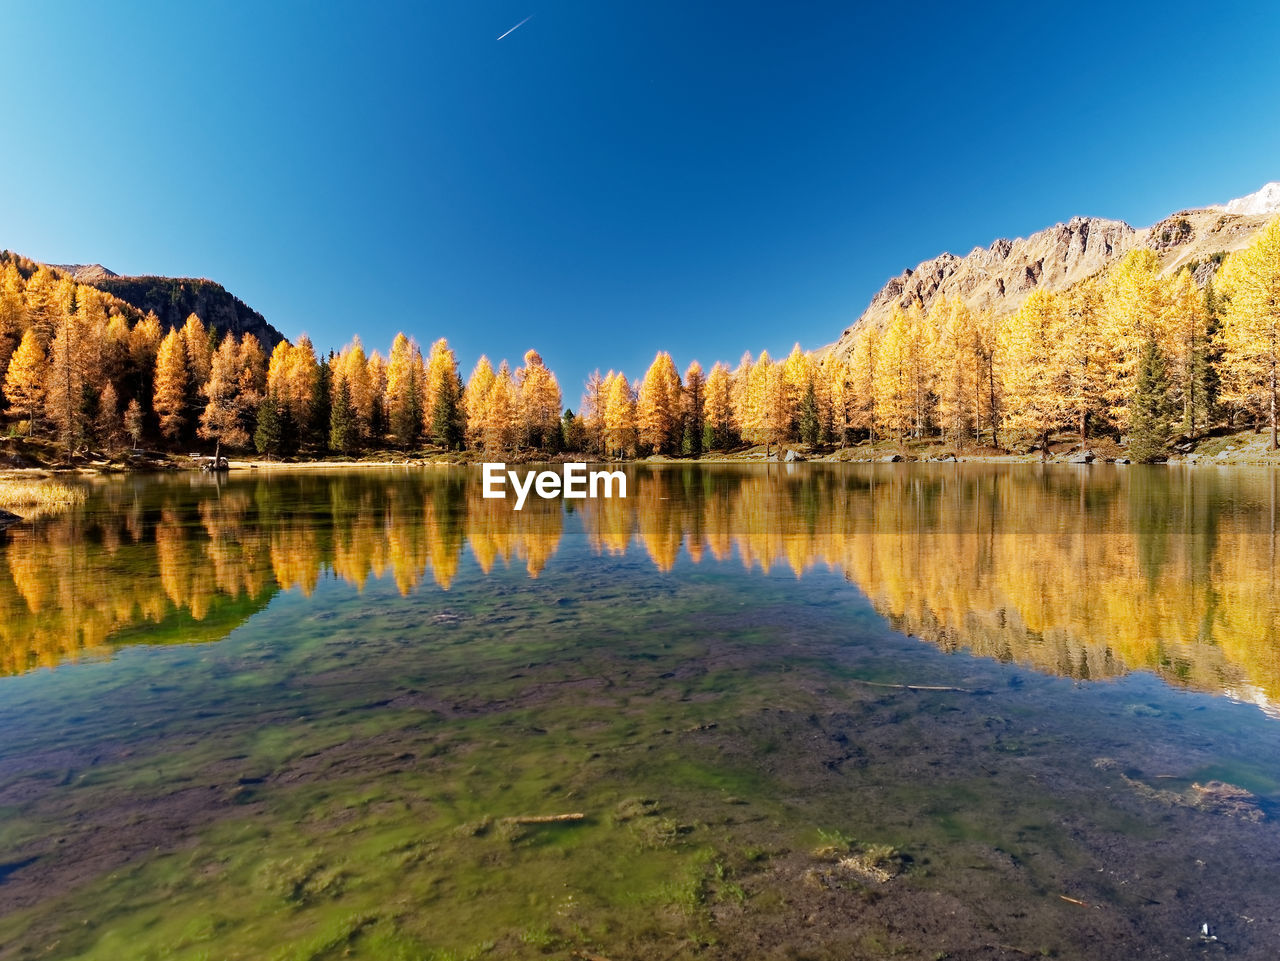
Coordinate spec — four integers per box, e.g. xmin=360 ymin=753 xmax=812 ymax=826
xmin=1271 ymin=361 xmax=1277 ymax=451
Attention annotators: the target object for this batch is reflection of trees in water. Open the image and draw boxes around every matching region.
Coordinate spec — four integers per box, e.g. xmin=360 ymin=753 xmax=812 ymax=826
xmin=2 ymin=468 xmax=1278 ymax=704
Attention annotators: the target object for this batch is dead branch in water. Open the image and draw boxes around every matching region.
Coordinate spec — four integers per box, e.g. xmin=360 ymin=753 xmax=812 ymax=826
xmin=501 ymin=813 xmax=585 ymax=825
xmin=850 ymin=679 xmax=971 ymax=693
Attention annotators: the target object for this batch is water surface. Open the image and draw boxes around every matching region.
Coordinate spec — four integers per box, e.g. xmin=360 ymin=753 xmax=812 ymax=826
xmin=1 ymin=464 xmax=1278 ymax=960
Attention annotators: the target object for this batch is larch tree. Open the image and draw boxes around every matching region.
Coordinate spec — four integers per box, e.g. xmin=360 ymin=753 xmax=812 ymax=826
xmin=637 ymin=351 xmax=682 ymax=455
xmin=1102 ymin=249 xmax=1167 ymax=433
xmin=604 ymin=372 xmax=636 ymax=457
xmin=386 ymin=332 xmax=424 ymax=448
xmin=181 ymin=313 xmax=214 ymax=424
xmin=702 ymin=362 xmax=735 ymax=451
xmin=3 ymin=329 xmax=47 ymax=435
xmin=1059 ymin=280 xmax=1108 ymax=446
xmin=484 ymin=361 xmax=519 ymax=452
xmin=999 ymin=289 xmax=1068 ymax=458
xmin=124 ymin=398 xmax=144 ymax=449
xmin=0 ymin=262 xmax=25 ymax=376
xmin=848 ymin=324 xmax=879 ymax=442
xmin=199 ymin=333 xmax=262 ymax=448
xmin=1214 ymin=215 xmax=1280 ymax=448
xmin=47 ymin=290 xmax=91 ymax=453
xmin=463 ymin=356 xmax=496 ymax=449
xmin=874 ymin=308 xmax=913 ymax=441
xmin=427 ymin=341 xmax=463 ymax=450
xmin=580 ymin=370 xmax=609 ymax=455
xmin=515 ymin=349 xmax=562 ymax=450
xmin=1163 ymin=268 xmax=1212 ymax=436
xmin=128 ymin=312 xmax=163 ymax=411
xmin=153 ymin=328 xmax=190 ymax=443
xmin=96 ymin=381 xmax=124 ymax=452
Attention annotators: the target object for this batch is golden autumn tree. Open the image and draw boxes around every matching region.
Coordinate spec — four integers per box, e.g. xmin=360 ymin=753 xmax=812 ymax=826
xmin=515 ymin=349 xmax=562 ymax=450
xmin=425 ymin=338 xmax=463 ymax=449
xmin=3 ymin=329 xmax=47 ymax=434
xmin=154 ymin=328 xmax=190 ymax=442
xmin=366 ymin=351 xmax=388 ymax=442
xmin=874 ymin=308 xmax=913 ymax=440
xmin=385 ymin=332 xmax=424 ymax=448
xmin=334 ymin=338 xmax=373 ymax=443
xmin=1215 ymin=215 xmax=1280 ymax=448
xmin=1164 ymin=268 xmax=1212 ymax=436
xmin=580 ymin=369 xmax=609 ymax=454
xmin=933 ymin=298 xmax=980 ymax=444
xmin=848 ymin=324 xmax=879 ymax=441
xmin=181 ymin=313 xmax=213 ymax=424
xmin=703 ymin=361 xmax=735 ymax=450
xmin=637 ymin=350 xmax=682 ymax=454
xmin=484 ymin=361 xmax=518 ymax=451
xmin=200 ymin=333 xmax=263 ymax=448
xmin=0 ymin=262 xmax=25 ymax=375
xmin=604 ymin=371 xmax=636 ymax=457
xmin=47 ymin=289 xmax=92 ymax=452
xmin=1102 ymin=249 xmax=1167 ymax=432
xmin=1058 ymin=279 xmax=1109 ymax=445
xmin=999 ymin=288 xmax=1069 ymax=457
xmin=463 ymin=355 xmax=495 ymax=449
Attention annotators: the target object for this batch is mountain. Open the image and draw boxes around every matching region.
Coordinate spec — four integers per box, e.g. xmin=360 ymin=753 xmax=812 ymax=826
xmin=49 ymin=263 xmax=118 ymax=283
xmin=1216 ymin=181 xmax=1280 ymax=217
xmin=828 ymin=184 xmax=1279 ymax=357
xmin=46 ymin=265 xmax=285 ymax=349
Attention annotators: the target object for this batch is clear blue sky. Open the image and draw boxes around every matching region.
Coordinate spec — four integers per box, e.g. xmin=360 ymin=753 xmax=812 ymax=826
xmin=2 ymin=1 xmax=1278 ymax=402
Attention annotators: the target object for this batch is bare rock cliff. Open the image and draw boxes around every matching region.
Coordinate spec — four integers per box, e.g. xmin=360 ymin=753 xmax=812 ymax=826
xmin=829 ymin=186 xmax=1278 ymax=357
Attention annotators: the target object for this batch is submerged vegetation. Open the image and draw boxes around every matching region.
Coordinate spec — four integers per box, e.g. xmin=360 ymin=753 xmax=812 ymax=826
xmin=3 ymin=216 xmax=1280 ymax=464
xmin=2 ymin=466 xmax=1280 ymax=959
xmin=2 ymin=466 xmax=1278 ymax=705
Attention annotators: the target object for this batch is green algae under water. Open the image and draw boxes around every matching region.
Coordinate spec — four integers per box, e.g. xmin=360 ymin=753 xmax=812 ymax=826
xmin=1 ymin=465 xmax=1279 ymax=960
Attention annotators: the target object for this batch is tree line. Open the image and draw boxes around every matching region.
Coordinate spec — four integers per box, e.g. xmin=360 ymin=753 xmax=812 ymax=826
xmin=3 ymin=216 xmax=1279 ymax=461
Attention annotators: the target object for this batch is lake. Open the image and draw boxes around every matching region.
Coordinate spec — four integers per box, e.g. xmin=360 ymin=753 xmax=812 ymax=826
xmin=1 ymin=464 xmax=1278 ymax=960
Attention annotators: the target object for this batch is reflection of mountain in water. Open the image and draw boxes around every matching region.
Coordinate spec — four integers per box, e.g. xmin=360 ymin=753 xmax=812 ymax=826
xmin=2 ymin=467 xmax=1278 ymax=708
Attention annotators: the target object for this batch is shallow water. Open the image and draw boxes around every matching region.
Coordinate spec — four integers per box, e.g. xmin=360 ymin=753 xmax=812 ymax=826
xmin=1 ymin=464 xmax=1278 ymax=960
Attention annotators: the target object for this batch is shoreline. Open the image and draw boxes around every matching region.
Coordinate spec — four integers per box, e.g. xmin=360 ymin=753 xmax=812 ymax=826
xmin=5 ymin=430 xmax=1280 ymax=477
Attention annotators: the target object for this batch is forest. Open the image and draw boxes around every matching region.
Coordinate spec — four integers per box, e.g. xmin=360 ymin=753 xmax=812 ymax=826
xmin=2 ymin=215 xmax=1278 ymax=463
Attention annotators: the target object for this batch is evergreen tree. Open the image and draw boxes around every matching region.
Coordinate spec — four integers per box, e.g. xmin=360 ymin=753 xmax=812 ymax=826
xmin=1128 ymin=336 xmax=1175 ymax=463
xmin=561 ymin=407 xmax=585 ymax=452
xmin=330 ymin=376 xmax=359 ymax=455
xmin=798 ymin=379 xmax=820 ymax=445
xmin=431 ymin=366 xmax=464 ymax=449
xmin=683 ymin=361 xmax=705 ymax=457
xmin=255 ymin=392 xmax=283 ymax=456
xmin=311 ymin=358 xmax=332 ymax=450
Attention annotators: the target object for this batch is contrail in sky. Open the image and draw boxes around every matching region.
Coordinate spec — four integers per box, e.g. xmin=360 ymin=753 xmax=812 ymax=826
xmin=497 ymin=15 xmax=532 ymax=40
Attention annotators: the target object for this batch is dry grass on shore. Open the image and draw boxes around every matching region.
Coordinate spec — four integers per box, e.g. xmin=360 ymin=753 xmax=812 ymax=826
xmin=0 ymin=476 xmax=86 ymax=518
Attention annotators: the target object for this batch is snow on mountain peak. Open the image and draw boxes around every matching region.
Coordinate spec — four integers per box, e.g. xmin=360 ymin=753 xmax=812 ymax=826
xmin=1216 ymin=182 xmax=1280 ymax=216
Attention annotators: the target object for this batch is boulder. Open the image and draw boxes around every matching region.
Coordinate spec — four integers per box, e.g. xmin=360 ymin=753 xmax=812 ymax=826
xmin=1068 ymin=451 xmax=1095 ymax=464
xmin=879 ymin=453 xmax=904 ymax=463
